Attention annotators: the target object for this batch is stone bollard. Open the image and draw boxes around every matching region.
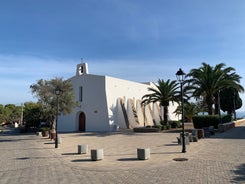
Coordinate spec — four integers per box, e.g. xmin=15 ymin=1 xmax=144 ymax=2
xmin=78 ymin=144 xmax=88 ymax=154
xmin=91 ymin=149 xmax=104 ymax=161
xmin=137 ymin=148 xmax=150 ymax=160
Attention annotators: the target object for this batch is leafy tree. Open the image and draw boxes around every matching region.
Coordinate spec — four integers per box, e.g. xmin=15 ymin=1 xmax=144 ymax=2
xmin=0 ymin=104 xmax=5 ymax=124
xmin=30 ymin=77 xmax=77 ymax=130
xmin=186 ymin=62 xmax=244 ymax=115
xmin=24 ymin=102 xmax=42 ymax=128
xmin=142 ymin=79 xmax=179 ymax=125
xmin=0 ymin=104 xmax=22 ymax=125
xmin=220 ymin=88 xmax=242 ymax=114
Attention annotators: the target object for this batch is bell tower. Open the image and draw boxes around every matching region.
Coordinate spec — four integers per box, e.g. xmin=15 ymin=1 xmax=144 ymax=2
xmin=76 ymin=62 xmax=89 ymax=76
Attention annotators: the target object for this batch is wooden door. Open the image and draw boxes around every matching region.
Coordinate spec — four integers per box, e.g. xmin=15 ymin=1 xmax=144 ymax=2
xmin=79 ymin=112 xmax=86 ymax=131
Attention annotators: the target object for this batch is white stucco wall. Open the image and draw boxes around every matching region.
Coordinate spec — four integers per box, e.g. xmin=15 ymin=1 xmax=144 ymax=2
xmin=168 ymin=102 xmax=179 ymax=121
xmin=59 ymin=74 xmax=110 ymax=132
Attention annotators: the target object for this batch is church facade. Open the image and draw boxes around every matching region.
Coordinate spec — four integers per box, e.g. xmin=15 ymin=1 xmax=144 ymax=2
xmin=58 ymin=63 xmax=178 ymax=132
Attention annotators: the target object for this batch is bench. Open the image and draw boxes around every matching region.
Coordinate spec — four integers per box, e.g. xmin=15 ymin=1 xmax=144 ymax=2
xmin=218 ymin=122 xmax=235 ymax=132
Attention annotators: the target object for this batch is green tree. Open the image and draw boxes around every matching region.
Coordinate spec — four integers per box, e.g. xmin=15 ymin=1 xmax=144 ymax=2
xmin=24 ymin=102 xmax=42 ymax=128
xmin=174 ymin=102 xmax=200 ymax=122
xmin=5 ymin=104 xmax=22 ymax=123
xmin=186 ymin=62 xmax=244 ymax=115
xmin=30 ymin=77 xmax=77 ymax=130
xmin=220 ymin=88 xmax=242 ymax=115
xmin=142 ymin=79 xmax=179 ymax=125
xmin=0 ymin=104 xmax=22 ymax=125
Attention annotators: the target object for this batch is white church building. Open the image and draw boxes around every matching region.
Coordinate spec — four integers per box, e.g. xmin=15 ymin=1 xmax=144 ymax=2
xmin=58 ymin=63 xmax=178 ymax=132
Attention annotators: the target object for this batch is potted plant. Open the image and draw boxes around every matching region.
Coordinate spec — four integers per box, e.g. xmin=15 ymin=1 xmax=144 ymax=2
xmin=41 ymin=127 xmax=50 ymax=137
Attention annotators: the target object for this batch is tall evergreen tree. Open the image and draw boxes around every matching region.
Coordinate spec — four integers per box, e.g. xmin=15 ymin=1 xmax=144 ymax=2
xmin=220 ymin=88 xmax=242 ymax=114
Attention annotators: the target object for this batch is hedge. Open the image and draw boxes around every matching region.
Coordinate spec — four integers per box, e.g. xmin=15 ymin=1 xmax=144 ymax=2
xmin=192 ymin=114 xmax=232 ymax=129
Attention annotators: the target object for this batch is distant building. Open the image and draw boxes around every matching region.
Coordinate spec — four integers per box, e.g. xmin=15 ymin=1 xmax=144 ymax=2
xmin=58 ymin=63 xmax=178 ymax=132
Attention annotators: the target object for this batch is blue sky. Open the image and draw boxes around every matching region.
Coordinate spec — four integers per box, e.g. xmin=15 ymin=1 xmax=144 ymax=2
xmin=1 ymin=0 xmax=245 ymax=111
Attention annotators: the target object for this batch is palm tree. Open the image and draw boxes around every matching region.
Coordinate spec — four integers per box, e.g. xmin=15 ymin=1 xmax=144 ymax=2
xmin=186 ymin=62 xmax=244 ymax=115
xmin=174 ymin=102 xmax=200 ymax=122
xmin=141 ymin=79 xmax=179 ymax=125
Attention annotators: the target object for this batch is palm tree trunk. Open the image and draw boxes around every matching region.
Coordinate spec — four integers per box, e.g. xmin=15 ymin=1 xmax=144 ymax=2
xmin=214 ymin=103 xmax=219 ymax=115
xmin=206 ymin=96 xmax=214 ymax=115
xmin=214 ymin=93 xmax=220 ymax=114
xmin=163 ymin=106 xmax=169 ymax=125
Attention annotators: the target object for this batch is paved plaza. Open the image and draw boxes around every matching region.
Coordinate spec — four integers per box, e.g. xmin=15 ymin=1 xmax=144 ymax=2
xmin=0 ymin=122 xmax=245 ymax=184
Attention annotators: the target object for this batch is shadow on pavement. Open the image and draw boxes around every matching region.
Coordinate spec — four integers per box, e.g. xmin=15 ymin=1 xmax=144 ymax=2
xmin=16 ymin=156 xmax=59 ymax=160
xmin=164 ymin=143 xmax=179 ymax=146
xmin=117 ymin=158 xmax=140 ymax=161
xmin=72 ymin=158 xmax=93 ymax=162
xmin=62 ymin=153 xmax=79 ymax=156
xmin=232 ymin=163 xmax=245 ymax=182
xmin=209 ymin=126 xmax=245 ymax=140
xmin=151 ymin=151 xmax=182 ymax=155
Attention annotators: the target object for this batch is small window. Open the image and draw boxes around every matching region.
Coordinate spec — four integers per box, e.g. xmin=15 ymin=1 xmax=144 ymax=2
xmin=79 ymin=86 xmax=83 ymax=102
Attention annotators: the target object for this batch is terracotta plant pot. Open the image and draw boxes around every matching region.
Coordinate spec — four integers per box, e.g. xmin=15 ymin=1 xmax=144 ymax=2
xmin=41 ymin=130 xmax=49 ymax=137
xmin=50 ymin=132 xmax=56 ymax=140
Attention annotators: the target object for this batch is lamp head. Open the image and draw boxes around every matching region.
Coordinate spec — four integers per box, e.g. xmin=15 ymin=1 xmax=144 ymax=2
xmin=176 ymin=68 xmax=186 ymax=82
xmin=55 ymin=86 xmax=62 ymax=96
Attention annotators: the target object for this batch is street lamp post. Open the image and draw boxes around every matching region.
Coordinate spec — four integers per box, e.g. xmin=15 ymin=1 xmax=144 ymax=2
xmin=55 ymin=86 xmax=62 ymax=148
xmin=218 ymin=89 xmax=222 ymax=124
xmin=176 ymin=68 xmax=186 ymax=153
xmin=233 ymin=89 xmax=237 ymax=121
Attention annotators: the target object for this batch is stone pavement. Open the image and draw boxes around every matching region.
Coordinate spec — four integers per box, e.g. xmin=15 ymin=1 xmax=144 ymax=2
xmin=0 ymin=123 xmax=245 ymax=184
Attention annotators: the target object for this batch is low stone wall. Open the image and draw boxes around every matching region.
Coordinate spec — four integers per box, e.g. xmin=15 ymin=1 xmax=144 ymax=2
xmin=133 ymin=127 xmax=160 ymax=133
xmin=218 ymin=122 xmax=235 ymax=132
xmin=234 ymin=119 xmax=245 ymax=127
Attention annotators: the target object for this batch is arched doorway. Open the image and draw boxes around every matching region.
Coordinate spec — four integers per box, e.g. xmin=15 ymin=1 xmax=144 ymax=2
xmin=79 ymin=112 xmax=86 ymax=131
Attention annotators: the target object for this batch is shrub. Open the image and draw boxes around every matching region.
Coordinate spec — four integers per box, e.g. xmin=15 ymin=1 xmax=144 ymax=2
xmin=222 ymin=114 xmax=232 ymax=123
xmin=40 ymin=127 xmax=50 ymax=132
xmin=162 ymin=125 xmax=167 ymax=130
xmin=160 ymin=120 xmax=166 ymax=126
xmin=153 ymin=125 xmax=163 ymax=130
xmin=169 ymin=121 xmax=180 ymax=128
xmin=193 ymin=114 xmax=232 ymax=129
